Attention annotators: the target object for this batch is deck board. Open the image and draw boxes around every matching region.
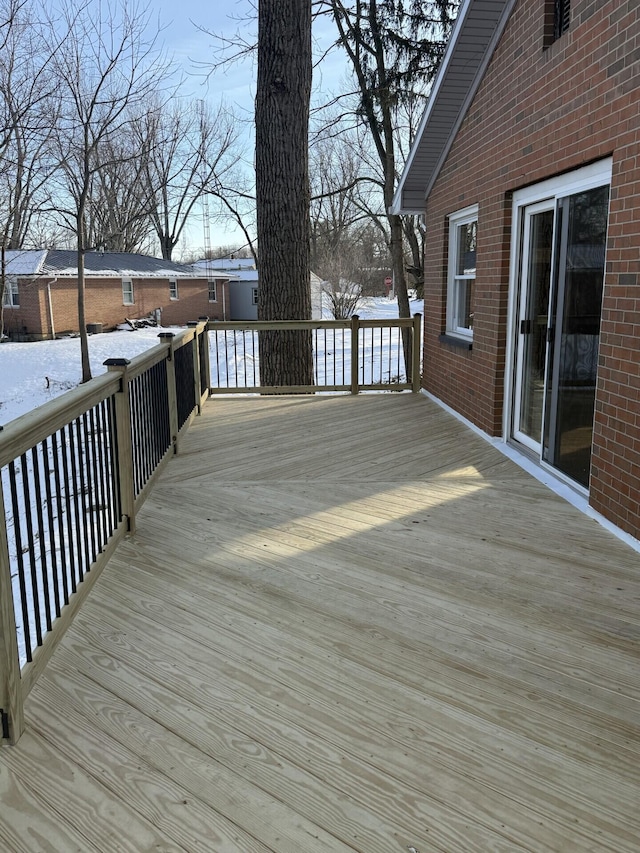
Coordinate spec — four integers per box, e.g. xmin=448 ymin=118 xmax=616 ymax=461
xmin=1 ymin=393 xmax=639 ymax=852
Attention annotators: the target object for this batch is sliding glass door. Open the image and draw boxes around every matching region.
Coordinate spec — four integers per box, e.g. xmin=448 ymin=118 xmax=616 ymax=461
xmin=513 ymin=201 xmax=555 ymax=452
xmin=512 ymin=183 xmax=609 ymax=489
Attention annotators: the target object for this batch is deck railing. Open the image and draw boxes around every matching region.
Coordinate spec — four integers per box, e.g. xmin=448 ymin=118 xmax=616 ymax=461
xmin=207 ymin=314 xmax=422 ymax=394
xmin=0 ymin=320 xmax=209 ymax=744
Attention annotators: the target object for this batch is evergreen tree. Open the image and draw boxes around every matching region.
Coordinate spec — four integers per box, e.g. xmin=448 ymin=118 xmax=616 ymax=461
xmin=322 ymin=0 xmax=459 ymax=363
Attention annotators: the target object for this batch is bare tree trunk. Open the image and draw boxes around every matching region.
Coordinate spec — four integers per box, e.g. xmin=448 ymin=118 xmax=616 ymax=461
xmin=389 ymin=212 xmax=412 ymax=370
xmin=255 ymin=0 xmax=314 ymax=389
xmin=77 ymin=215 xmax=91 ymax=382
xmin=0 ymin=243 xmax=6 ymax=342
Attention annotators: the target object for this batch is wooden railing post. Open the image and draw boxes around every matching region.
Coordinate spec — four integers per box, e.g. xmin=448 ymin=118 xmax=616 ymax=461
xmin=104 ymin=358 xmax=136 ymax=535
xmin=198 ymin=316 xmax=211 ymax=397
xmin=350 ymin=314 xmax=360 ymax=395
xmin=412 ymin=313 xmax=422 ymax=393
xmin=0 ymin=481 xmax=24 ymax=744
xmin=159 ymin=333 xmax=179 ymax=454
xmin=187 ymin=322 xmax=203 ymax=414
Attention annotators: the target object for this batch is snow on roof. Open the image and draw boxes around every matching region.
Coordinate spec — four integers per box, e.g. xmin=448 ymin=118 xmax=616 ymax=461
xmin=4 ymin=249 xmax=48 ymax=275
xmin=194 ymin=257 xmax=256 ymax=271
xmin=228 ymin=269 xmax=259 ymax=282
xmin=39 ymin=250 xmax=234 ymax=279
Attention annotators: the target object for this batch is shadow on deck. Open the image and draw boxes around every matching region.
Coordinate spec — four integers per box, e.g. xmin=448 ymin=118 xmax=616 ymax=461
xmin=1 ymin=393 xmax=638 ymax=852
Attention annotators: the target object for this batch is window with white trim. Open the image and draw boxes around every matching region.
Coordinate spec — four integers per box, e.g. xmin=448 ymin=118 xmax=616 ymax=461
xmin=446 ymin=205 xmax=478 ymax=340
xmin=122 ymin=278 xmax=134 ymax=305
xmin=169 ymin=278 xmax=178 ymax=300
xmin=251 ymin=287 xmax=258 ymax=306
xmin=2 ymin=276 xmax=19 ymax=307
xmin=208 ymin=279 xmax=217 ymax=302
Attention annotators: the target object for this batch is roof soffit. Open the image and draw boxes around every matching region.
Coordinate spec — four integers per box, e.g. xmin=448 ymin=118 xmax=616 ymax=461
xmin=392 ymin=0 xmax=517 ymax=214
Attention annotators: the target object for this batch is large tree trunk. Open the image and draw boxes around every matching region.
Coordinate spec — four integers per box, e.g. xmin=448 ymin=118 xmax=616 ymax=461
xmin=255 ymin=0 xmax=314 ymax=389
xmin=77 ymin=222 xmax=92 ymax=383
xmin=160 ymin=234 xmax=174 ymax=261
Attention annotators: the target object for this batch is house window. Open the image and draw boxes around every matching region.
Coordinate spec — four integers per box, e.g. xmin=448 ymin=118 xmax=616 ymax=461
xmin=252 ymin=287 xmax=258 ymax=306
xmin=446 ymin=205 xmax=477 ymax=340
xmin=554 ymin=0 xmax=570 ymax=40
xmin=122 ymin=278 xmax=134 ymax=305
xmin=2 ymin=276 xmax=19 ymax=307
xmin=208 ymin=280 xmax=217 ymax=302
xmin=545 ymin=0 xmax=570 ymax=45
xmin=169 ymin=278 xmax=178 ymax=300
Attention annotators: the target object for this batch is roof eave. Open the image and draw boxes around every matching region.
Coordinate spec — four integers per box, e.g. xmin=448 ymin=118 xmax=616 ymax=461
xmin=391 ymin=0 xmax=517 ymax=215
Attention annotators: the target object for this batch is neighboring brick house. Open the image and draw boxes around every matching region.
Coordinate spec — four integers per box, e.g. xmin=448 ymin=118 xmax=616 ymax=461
xmin=393 ymin=0 xmax=640 ymax=541
xmin=2 ymin=250 xmax=232 ymax=339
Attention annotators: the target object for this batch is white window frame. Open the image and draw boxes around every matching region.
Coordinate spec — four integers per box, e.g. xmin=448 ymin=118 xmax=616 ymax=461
xmin=122 ymin=278 xmax=134 ymax=305
xmin=208 ymin=279 xmax=217 ymax=303
xmin=2 ymin=275 xmax=19 ymax=307
xmin=251 ymin=287 xmax=258 ymax=306
xmin=169 ymin=278 xmax=178 ymax=300
xmin=503 ymin=157 xmax=613 ymax=446
xmin=446 ymin=204 xmax=478 ymax=341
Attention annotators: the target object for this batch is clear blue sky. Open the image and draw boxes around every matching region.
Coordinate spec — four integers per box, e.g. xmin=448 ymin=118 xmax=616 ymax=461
xmin=155 ymin=1 xmax=256 ymax=112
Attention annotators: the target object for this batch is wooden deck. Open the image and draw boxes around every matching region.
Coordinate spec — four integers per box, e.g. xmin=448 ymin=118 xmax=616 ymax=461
xmin=1 ymin=393 xmax=638 ymax=852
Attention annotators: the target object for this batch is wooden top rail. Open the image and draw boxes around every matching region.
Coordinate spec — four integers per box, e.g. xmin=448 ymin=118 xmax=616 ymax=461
xmin=0 ymin=372 xmax=120 ymax=468
xmin=206 ymin=316 xmax=419 ymax=332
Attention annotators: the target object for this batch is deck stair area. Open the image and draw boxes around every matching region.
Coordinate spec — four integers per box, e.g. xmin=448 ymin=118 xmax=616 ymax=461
xmin=0 ymin=393 xmax=639 ymax=851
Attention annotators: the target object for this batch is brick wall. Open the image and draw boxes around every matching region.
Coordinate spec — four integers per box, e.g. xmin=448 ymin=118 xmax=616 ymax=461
xmin=9 ymin=276 xmax=229 ymax=338
xmin=424 ymin=0 xmax=640 ymax=537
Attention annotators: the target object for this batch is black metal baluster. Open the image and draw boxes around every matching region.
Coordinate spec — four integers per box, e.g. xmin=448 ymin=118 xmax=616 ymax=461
xmin=8 ymin=462 xmax=32 ymax=661
xmin=251 ymin=329 xmax=257 ymax=386
xmin=213 ymin=330 xmax=220 ymax=388
xmin=42 ymin=436 xmax=61 ymax=619
xmin=57 ymin=428 xmax=73 ymax=604
xmin=233 ymin=330 xmax=238 ymax=388
xmin=108 ymin=395 xmax=122 ymax=525
xmin=130 ymin=377 xmax=142 ymax=496
xmin=93 ymin=404 xmax=108 ymax=550
xmin=19 ymin=452 xmax=42 ymax=648
xmin=68 ymin=418 xmax=87 ymax=587
xmin=81 ymin=412 xmax=97 ymax=567
xmin=87 ymin=407 xmax=104 ymax=562
xmin=31 ymin=446 xmax=52 ymax=633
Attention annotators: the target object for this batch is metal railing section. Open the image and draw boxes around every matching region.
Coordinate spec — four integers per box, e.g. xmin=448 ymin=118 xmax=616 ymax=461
xmin=129 ymin=358 xmax=171 ymax=499
xmin=175 ymin=338 xmax=196 ymax=430
xmin=206 ymin=314 xmax=422 ymax=394
xmin=0 ymin=320 xmax=209 ymax=744
xmin=3 ymin=396 xmax=120 ymax=666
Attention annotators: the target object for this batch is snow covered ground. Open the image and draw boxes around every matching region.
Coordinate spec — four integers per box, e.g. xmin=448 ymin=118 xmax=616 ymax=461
xmin=0 ymin=296 xmax=422 ymax=426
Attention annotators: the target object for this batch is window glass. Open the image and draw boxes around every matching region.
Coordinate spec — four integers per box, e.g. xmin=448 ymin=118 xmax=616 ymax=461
xmin=122 ymin=279 xmax=134 ymax=305
xmin=447 ymin=206 xmax=478 ymax=340
xmin=456 ymin=221 xmax=477 ymax=276
xmin=2 ymin=276 xmax=18 ymax=307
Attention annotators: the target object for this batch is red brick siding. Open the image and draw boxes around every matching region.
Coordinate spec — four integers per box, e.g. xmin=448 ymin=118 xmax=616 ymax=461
xmin=423 ymin=0 xmax=640 ymax=537
xmin=9 ymin=276 xmax=229 ymax=338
